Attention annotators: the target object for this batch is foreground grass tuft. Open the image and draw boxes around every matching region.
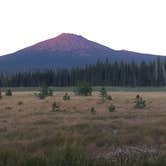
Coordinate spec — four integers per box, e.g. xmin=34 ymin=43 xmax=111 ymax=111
xmin=135 ymin=95 xmax=146 ymax=109
xmin=108 ymin=104 xmax=116 ymax=112
xmin=0 ymin=146 xmax=165 ymax=166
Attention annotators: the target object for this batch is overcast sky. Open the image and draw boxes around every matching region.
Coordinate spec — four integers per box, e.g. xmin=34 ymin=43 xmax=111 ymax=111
xmin=0 ymin=0 xmax=166 ymax=56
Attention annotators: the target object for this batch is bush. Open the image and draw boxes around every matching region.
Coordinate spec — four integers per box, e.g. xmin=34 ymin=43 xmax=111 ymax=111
xmin=75 ymin=82 xmax=92 ymax=96
xmin=35 ymin=86 xmax=53 ymax=99
xmin=63 ymin=93 xmax=70 ymax=100
xmin=5 ymin=89 xmax=12 ymax=96
xmin=135 ymin=95 xmax=146 ymax=109
xmin=52 ymin=102 xmax=59 ymax=112
xmin=106 ymin=95 xmax=112 ymax=100
xmin=108 ymin=104 xmax=116 ymax=112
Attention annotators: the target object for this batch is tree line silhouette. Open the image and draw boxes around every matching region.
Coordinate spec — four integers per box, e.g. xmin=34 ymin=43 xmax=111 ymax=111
xmin=0 ymin=57 xmax=166 ymax=87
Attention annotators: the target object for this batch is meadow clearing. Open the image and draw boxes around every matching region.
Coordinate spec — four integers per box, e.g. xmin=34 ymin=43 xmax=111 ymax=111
xmin=0 ymin=90 xmax=166 ymax=165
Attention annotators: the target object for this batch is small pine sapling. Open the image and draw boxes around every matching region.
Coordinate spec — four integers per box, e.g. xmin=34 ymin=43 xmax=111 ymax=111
xmin=135 ymin=95 xmax=146 ymax=109
xmin=100 ymin=87 xmax=112 ymax=101
xmin=63 ymin=93 xmax=70 ymax=100
xmin=100 ymin=87 xmax=107 ymax=101
xmin=75 ymin=82 xmax=92 ymax=96
xmin=52 ymin=102 xmax=59 ymax=112
xmin=5 ymin=89 xmax=12 ymax=96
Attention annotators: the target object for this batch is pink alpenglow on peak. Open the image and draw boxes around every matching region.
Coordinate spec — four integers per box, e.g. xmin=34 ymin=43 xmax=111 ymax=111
xmin=32 ymin=33 xmax=106 ymax=51
xmin=0 ymin=32 xmax=161 ymax=72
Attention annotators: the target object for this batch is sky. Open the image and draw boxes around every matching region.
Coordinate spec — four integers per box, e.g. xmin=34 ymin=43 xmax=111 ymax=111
xmin=0 ymin=0 xmax=166 ymax=56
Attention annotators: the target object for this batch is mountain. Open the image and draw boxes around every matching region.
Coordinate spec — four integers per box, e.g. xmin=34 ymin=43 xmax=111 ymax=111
xmin=0 ymin=33 xmax=164 ymax=72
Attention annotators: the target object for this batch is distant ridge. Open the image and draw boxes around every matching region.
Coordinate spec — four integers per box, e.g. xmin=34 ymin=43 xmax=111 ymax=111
xmin=0 ymin=33 xmax=164 ymax=72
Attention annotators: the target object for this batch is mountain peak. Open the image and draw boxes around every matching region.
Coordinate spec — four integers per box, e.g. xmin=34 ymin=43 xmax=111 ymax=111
xmin=57 ymin=33 xmax=83 ymax=38
xmin=33 ymin=33 xmax=93 ymax=51
xmin=0 ymin=33 xmax=160 ymax=72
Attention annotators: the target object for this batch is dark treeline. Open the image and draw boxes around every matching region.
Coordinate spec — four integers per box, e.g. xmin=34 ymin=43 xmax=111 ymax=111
xmin=0 ymin=57 xmax=166 ymax=87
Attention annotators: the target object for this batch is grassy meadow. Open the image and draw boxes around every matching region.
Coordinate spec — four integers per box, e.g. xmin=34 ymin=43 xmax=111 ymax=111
xmin=0 ymin=90 xmax=166 ymax=165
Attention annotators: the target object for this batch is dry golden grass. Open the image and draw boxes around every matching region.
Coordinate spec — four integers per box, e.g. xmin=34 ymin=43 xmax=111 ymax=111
xmin=0 ymin=91 xmax=166 ymax=157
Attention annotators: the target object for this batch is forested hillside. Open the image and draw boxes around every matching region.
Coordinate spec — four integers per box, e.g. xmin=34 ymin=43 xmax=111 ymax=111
xmin=0 ymin=57 xmax=165 ymax=87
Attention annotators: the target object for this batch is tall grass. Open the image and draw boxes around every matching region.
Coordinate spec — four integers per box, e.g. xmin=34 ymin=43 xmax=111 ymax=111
xmin=0 ymin=144 xmax=165 ymax=166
